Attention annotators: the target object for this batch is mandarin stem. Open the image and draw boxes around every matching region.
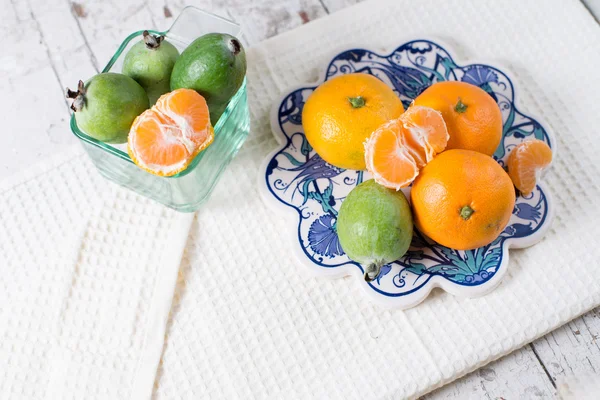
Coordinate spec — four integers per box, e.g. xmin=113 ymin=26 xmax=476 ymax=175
xmin=455 ymin=97 xmax=468 ymax=113
xmin=348 ymin=96 xmax=366 ymax=108
xmin=460 ymin=205 xmax=475 ymax=220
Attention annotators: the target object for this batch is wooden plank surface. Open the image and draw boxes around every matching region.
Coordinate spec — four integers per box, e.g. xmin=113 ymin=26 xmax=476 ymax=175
xmin=321 ymin=0 xmax=361 ymax=13
xmin=532 ymin=308 xmax=600 ymax=384
xmin=2 ymin=0 xmax=599 ymax=398
xmin=423 ymin=346 xmax=556 ymax=399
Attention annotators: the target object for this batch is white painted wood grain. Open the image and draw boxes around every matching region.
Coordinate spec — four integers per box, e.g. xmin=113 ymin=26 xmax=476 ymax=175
xmin=423 ymin=345 xmax=557 ymax=399
xmin=321 ymin=0 xmax=361 ymax=13
xmin=2 ymin=0 xmax=600 ymax=398
xmin=143 ymin=0 xmax=327 ymax=47
xmin=0 ymin=0 xmax=96 ymax=177
xmin=532 ymin=307 xmax=600 ymax=384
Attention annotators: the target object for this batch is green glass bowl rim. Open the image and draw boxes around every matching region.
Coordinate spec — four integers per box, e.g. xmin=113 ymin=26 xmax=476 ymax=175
xmin=69 ymin=28 xmax=247 ymax=179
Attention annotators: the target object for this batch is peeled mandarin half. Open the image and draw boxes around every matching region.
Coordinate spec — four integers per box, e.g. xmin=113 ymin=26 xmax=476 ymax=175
xmin=155 ymin=88 xmax=212 ymax=147
xmin=507 ymin=139 xmax=553 ymax=195
xmin=128 ymin=109 xmax=193 ymax=176
xmin=128 ymin=88 xmax=214 ymax=177
xmin=364 ymin=119 xmax=419 ymax=190
xmin=364 ymin=105 xmax=449 ymax=190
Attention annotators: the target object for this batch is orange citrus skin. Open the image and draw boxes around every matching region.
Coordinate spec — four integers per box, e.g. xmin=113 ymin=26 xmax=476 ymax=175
xmin=413 ymin=81 xmax=502 ymax=156
xmin=507 ymin=139 xmax=553 ymax=195
xmin=411 ymin=149 xmax=516 ymax=250
xmin=302 ymin=73 xmax=404 ymax=170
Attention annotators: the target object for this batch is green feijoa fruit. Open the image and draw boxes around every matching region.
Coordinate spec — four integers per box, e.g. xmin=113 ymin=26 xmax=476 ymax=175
xmin=337 ymin=179 xmax=413 ymax=281
xmin=122 ymin=31 xmax=179 ymax=105
xmin=170 ymin=33 xmax=246 ymax=125
xmin=67 ymin=73 xmax=149 ymax=144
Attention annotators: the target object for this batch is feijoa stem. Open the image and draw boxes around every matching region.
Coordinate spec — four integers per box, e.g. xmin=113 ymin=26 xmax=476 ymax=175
xmin=364 ymin=262 xmax=382 ymax=282
xmin=348 ymin=96 xmax=366 ymax=108
xmin=228 ymin=38 xmax=242 ymax=55
xmin=66 ymin=80 xmax=86 ymax=112
xmin=143 ymin=30 xmax=164 ymax=50
xmin=454 ymin=97 xmax=468 ymax=113
xmin=460 ymin=205 xmax=475 ymax=220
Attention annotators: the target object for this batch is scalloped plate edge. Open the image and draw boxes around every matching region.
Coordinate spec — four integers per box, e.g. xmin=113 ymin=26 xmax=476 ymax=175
xmin=257 ymin=37 xmax=556 ymax=309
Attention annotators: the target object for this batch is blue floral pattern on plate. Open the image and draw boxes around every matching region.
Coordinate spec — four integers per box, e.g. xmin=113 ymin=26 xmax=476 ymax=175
xmin=259 ymin=39 xmax=555 ymax=308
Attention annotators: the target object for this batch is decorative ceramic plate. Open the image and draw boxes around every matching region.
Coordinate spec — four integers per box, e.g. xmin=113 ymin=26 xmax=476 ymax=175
xmin=258 ymin=39 xmax=555 ymax=309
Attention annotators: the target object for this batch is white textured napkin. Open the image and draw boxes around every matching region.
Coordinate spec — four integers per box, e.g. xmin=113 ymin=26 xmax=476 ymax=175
xmin=0 ymin=148 xmax=193 ymax=400
xmin=152 ymin=0 xmax=600 ymax=399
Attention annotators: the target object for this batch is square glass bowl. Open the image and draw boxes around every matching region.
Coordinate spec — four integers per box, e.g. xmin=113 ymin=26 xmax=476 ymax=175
xmin=70 ymin=7 xmax=250 ymax=212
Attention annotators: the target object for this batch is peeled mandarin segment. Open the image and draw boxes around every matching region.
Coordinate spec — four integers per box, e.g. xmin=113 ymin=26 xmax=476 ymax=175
xmin=403 ymin=137 xmax=428 ymax=168
xmin=365 ymin=120 xmax=419 ymax=190
xmin=401 ymin=105 xmax=449 ymax=154
xmin=155 ymin=88 xmax=212 ymax=147
xmin=364 ymin=105 xmax=449 ymax=190
xmin=128 ymin=109 xmax=193 ymax=176
xmin=399 ymin=120 xmax=430 ymax=167
xmin=507 ymin=139 xmax=553 ymax=195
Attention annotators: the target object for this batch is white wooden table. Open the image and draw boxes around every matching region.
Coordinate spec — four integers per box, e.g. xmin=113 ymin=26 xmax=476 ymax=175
xmin=2 ymin=0 xmax=599 ymax=398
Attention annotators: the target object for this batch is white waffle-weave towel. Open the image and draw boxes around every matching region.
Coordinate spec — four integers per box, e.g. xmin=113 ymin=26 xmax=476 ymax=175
xmin=0 ymin=148 xmax=193 ymax=400
xmin=152 ymin=0 xmax=600 ymax=399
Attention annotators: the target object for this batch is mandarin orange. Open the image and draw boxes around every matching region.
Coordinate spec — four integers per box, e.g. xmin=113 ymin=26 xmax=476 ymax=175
xmin=411 ymin=149 xmax=515 ymax=250
xmin=413 ymin=81 xmax=502 ymax=156
xmin=302 ymin=73 xmax=404 ymax=170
